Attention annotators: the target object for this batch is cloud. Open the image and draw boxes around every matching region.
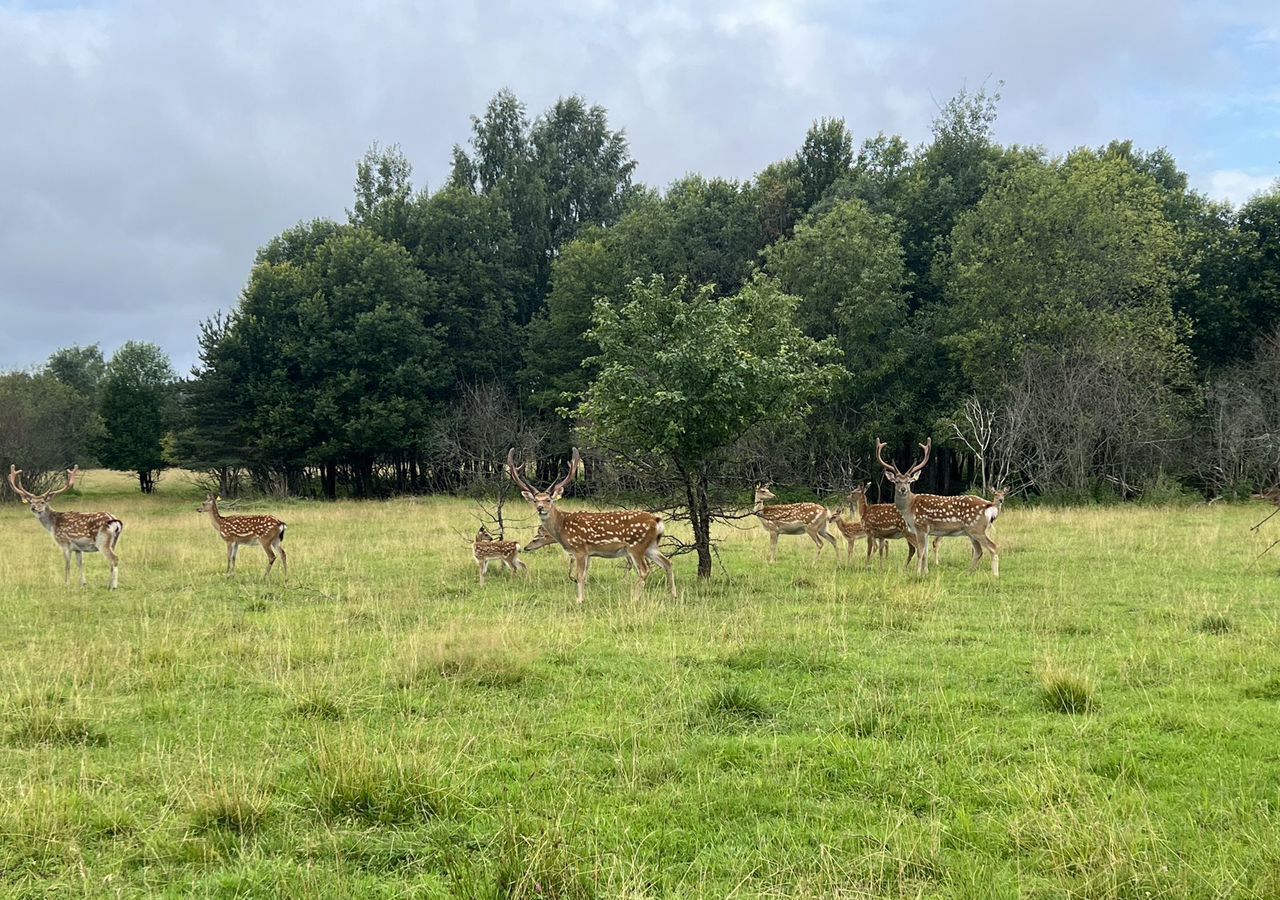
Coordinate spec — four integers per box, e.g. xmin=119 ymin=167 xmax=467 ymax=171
xmin=0 ymin=0 xmax=1275 ymax=373
xmin=1205 ymin=170 xmax=1278 ymax=206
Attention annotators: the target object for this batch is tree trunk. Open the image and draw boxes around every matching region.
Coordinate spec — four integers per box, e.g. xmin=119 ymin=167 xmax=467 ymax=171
xmin=684 ymin=468 xmax=713 ymax=579
xmin=321 ymin=462 xmax=337 ymax=501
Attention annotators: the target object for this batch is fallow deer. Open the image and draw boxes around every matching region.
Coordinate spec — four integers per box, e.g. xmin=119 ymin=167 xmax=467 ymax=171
xmin=8 ymin=465 xmax=123 ymax=589
xmin=827 ymin=508 xmax=867 ymax=565
xmin=849 ymin=482 xmax=917 ymax=568
xmin=196 ymin=494 xmax=288 ymax=580
xmin=507 ymin=448 xmax=675 ymax=604
xmin=876 ymin=438 xmax=1000 ymax=576
xmin=523 ymin=523 xmax=632 ymax=581
xmin=472 ymin=526 xmax=528 ymax=584
xmin=752 ymin=484 xmax=838 ymax=563
xmin=930 ymin=488 xmax=1007 ymax=558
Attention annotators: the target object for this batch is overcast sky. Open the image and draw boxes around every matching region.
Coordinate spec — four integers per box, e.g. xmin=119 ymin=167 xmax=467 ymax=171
xmin=1 ymin=0 xmax=1277 ymax=374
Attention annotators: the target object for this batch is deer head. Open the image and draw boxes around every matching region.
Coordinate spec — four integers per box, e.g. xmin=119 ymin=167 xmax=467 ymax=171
xmin=475 ymin=526 xmax=496 ymax=543
xmin=195 ymin=493 xmax=221 ymax=514
xmin=875 ymin=438 xmax=931 ymax=491
xmin=754 ymin=484 xmax=776 ymax=504
xmin=523 ymin=525 xmax=559 ymax=552
xmin=8 ymin=465 xmax=78 ymax=514
xmin=507 ymin=448 xmax=579 ymax=521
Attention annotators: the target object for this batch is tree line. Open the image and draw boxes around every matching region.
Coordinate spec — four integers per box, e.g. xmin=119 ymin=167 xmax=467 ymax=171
xmin=5 ymin=87 xmax=1280 ymax=521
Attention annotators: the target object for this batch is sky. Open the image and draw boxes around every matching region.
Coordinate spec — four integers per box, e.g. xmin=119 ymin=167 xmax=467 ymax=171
xmin=1 ymin=0 xmax=1277 ymax=374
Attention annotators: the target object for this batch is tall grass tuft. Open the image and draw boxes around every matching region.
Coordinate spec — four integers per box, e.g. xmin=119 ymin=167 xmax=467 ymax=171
xmin=305 ymin=734 xmax=449 ymax=825
xmin=700 ymin=684 xmax=774 ymax=728
xmin=1040 ymin=668 xmax=1096 ymax=714
xmin=1197 ymin=613 xmax=1233 ymax=635
xmin=7 ymin=708 xmax=108 ymax=747
xmin=188 ymin=780 xmax=273 ymax=835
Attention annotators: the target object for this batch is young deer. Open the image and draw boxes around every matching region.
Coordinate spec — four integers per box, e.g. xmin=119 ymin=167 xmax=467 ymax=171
xmin=752 ymin=484 xmax=838 ymax=563
xmin=507 ymin=447 xmax=675 ymax=604
xmin=827 ymin=508 xmax=867 ymax=565
xmin=196 ymin=494 xmax=288 ymax=580
xmin=472 ymin=526 xmax=528 ymax=584
xmin=848 ymin=482 xmax=917 ymax=568
xmin=876 ymin=438 xmax=1000 ymax=576
xmin=8 ymin=465 xmax=123 ymax=589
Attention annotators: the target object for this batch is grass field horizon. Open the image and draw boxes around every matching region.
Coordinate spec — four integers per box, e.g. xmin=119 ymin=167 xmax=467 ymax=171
xmin=3 ymin=469 xmax=1280 ymax=897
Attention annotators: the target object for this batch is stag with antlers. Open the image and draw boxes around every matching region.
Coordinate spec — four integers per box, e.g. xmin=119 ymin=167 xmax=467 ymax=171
xmin=196 ymin=494 xmax=288 ymax=580
xmin=507 ymin=448 xmax=675 ymax=604
xmin=752 ymin=484 xmax=839 ymax=563
xmin=8 ymin=465 xmax=123 ymax=589
xmin=875 ymin=438 xmax=1000 ymax=576
xmin=846 ymin=482 xmax=918 ymax=568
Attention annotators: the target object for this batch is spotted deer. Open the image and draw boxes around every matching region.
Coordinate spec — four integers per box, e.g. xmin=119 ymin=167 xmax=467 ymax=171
xmin=849 ymin=482 xmax=917 ymax=568
xmin=876 ymin=438 xmax=1000 ymax=576
xmin=472 ymin=526 xmax=528 ymax=584
xmin=7 ymin=465 xmax=123 ymax=589
xmin=523 ymin=523 xmax=632 ymax=581
xmin=507 ymin=448 xmax=675 ymax=604
xmin=752 ymin=484 xmax=838 ymax=563
xmin=930 ymin=488 xmax=1007 ymax=558
xmin=196 ymin=494 xmax=288 ymax=580
xmin=827 ymin=507 xmax=867 ymax=565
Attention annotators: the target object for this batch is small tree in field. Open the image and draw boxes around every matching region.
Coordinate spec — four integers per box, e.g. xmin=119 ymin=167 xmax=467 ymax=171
xmin=97 ymin=342 xmax=177 ymax=493
xmin=578 ymin=274 xmax=841 ymax=578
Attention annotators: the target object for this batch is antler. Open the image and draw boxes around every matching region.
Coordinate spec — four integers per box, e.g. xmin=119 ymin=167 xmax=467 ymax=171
xmin=551 ymin=447 xmax=581 ymax=496
xmin=905 ymin=438 xmax=932 ymax=478
xmin=874 ymin=438 xmax=902 ymax=476
xmin=44 ymin=465 xmax=79 ymax=500
xmin=506 ymin=448 xmax=538 ymax=495
xmin=7 ymin=465 xmax=36 ymax=501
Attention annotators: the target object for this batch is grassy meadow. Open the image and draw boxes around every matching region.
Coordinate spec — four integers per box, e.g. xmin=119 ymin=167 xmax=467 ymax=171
xmin=2 ymin=469 xmax=1280 ymax=898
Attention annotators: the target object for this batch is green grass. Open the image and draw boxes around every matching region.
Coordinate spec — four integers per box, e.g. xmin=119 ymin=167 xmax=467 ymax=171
xmin=3 ymin=469 xmax=1280 ymax=896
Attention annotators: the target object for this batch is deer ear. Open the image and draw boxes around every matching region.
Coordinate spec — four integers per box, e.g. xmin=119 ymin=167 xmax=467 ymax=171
xmin=21 ymin=498 xmax=29 ymax=505
xmin=216 ymin=495 xmax=222 ymax=501
xmin=550 ymin=486 xmax=565 ymax=501
xmin=521 ymin=490 xmax=537 ymax=503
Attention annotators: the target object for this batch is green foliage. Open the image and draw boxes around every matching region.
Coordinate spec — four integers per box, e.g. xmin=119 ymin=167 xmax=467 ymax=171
xmin=942 ymin=148 xmax=1186 ymax=394
xmin=0 ymin=371 xmax=98 ymax=492
xmin=579 ymin=275 xmax=840 ymax=471
xmin=95 ymin=341 xmax=176 ymax=492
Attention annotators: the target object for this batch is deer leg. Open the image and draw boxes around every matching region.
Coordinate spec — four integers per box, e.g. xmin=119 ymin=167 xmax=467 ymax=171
xmin=75 ymin=549 xmax=86 ymax=587
xmin=807 ymin=526 xmax=826 ymax=558
xmin=260 ymin=536 xmax=276 ymax=580
xmin=768 ymin=530 xmax=780 ymax=564
xmin=98 ymin=537 xmax=119 ymax=590
xmin=918 ymin=530 xmax=929 ymax=575
xmin=226 ymin=542 xmax=237 ymax=576
xmin=646 ymin=546 xmax=676 ymax=598
xmin=575 ymin=555 xmax=591 ymax=605
xmin=275 ymin=538 xmax=288 ymax=581
xmin=978 ymin=533 xmax=1000 ymax=577
xmin=62 ymin=546 xmax=72 ymax=588
xmin=478 ymin=558 xmax=488 ymax=585
xmin=964 ymin=536 xmax=982 ymax=573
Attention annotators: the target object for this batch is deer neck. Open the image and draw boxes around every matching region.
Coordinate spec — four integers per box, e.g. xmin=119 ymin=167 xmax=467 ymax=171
xmin=205 ymin=503 xmax=226 ymax=531
xmin=35 ymin=506 xmax=59 ymax=534
xmin=856 ymin=494 xmax=870 ymax=518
